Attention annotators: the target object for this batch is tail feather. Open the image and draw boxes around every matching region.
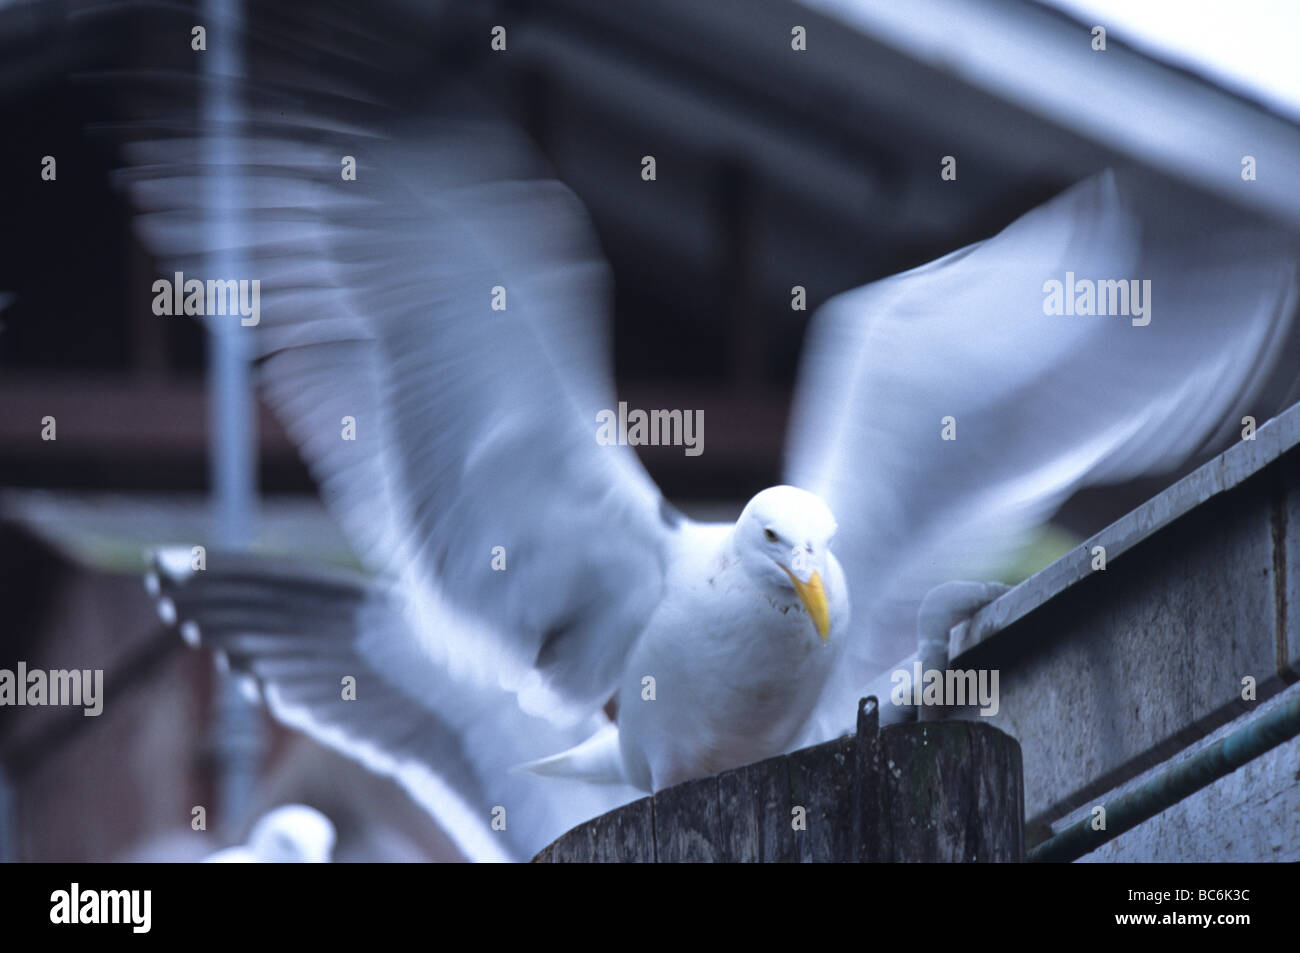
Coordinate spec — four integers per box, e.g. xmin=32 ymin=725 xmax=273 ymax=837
xmin=515 ymin=723 xmax=628 ymax=786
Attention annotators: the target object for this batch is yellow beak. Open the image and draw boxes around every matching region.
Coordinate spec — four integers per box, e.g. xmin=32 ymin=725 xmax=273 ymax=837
xmin=783 ymin=568 xmax=831 ymax=644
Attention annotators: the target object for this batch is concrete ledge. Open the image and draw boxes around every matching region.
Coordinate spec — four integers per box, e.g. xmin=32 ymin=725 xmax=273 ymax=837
xmin=947 ymin=403 xmax=1300 ymax=832
xmin=952 ymin=401 xmax=1300 ymax=662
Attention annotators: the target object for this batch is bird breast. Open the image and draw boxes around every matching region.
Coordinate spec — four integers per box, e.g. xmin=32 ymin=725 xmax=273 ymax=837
xmin=616 ymin=533 xmax=841 ymax=790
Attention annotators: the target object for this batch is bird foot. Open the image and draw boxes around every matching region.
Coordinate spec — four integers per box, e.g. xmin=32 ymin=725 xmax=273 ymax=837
xmin=916 ymin=580 xmax=1011 ymax=659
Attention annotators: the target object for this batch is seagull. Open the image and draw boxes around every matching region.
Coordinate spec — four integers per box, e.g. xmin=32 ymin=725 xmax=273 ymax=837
xmin=203 ymin=804 xmax=336 ymax=863
xmin=521 ymin=485 xmax=848 ymax=792
xmin=119 ymin=19 xmax=1300 ymax=859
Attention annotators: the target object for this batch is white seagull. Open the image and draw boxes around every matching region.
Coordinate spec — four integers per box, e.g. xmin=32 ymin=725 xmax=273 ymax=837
xmin=122 ymin=47 xmax=1300 ymax=860
xmin=522 ymin=485 xmax=848 ymax=793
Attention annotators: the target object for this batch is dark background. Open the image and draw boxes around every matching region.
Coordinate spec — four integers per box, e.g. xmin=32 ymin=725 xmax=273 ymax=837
xmin=0 ymin=0 xmax=1189 ymax=501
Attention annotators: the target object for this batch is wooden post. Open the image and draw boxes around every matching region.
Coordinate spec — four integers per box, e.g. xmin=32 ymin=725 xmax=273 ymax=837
xmin=533 ymin=697 xmax=1024 ymax=861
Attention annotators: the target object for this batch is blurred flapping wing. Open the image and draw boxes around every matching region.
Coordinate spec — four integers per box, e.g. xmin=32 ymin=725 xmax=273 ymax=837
xmin=788 ymin=170 xmax=1300 ymax=736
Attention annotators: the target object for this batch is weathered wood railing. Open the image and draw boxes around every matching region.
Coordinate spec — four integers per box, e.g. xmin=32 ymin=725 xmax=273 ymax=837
xmin=533 ymin=698 xmax=1024 ymax=862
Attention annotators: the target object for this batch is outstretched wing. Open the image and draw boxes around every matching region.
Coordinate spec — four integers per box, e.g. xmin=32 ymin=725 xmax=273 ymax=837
xmin=119 ymin=93 xmax=674 ymax=723
xmin=150 ymin=549 xmax=642 ymax=861
xmin=788 ymin=170 xmax=1300 ymax=735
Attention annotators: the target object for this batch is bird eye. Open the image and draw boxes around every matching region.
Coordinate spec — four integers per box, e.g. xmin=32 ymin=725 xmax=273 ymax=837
xmin=763 ymin=528 xmax=778 ymax=543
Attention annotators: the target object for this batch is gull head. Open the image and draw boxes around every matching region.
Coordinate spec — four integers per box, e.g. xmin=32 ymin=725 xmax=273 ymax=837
xmin=734 ymin=485 xmax=839 ymax=643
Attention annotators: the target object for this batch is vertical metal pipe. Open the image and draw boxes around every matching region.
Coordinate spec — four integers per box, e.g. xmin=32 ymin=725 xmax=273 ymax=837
xmin=201 ymin=0 xmax=262 ymax=835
